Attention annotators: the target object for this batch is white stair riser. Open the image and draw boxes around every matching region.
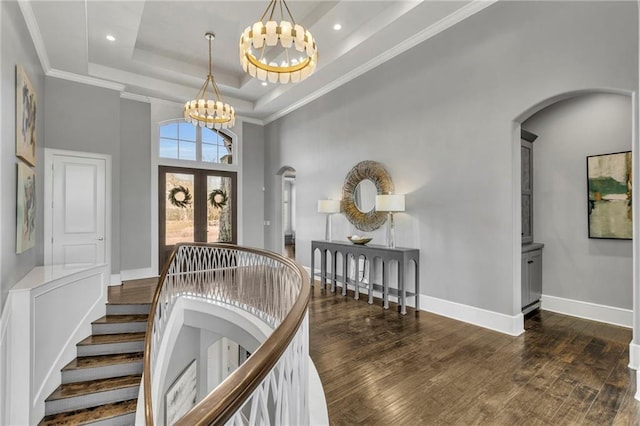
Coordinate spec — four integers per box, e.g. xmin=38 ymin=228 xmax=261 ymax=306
xmin=86 ymin=412 xmax=136 ymax=426
xmin=45 ymin=386 xmax=140 ymax=416
xmin=106 ymin=304 xmax=150 ymax=315
xmin=92 ymin=322 xmax=147 ymax=335
xmin=78 ymin=341 xmax=145 ymax=357
xmin=62 ymin=362 xmax=143 ymax=384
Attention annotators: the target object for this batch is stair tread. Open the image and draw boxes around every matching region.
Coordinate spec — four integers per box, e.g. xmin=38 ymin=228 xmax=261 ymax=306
xmin=39 ymin=398 xmax=137 ymax=425
xmin=92 ymin=314 xmax=148 ymax=324
xmin=78 ymin=332 xmax=146 ymax=346
xmin=46 ymin=375 xmax=142 ymax=401
xmin=62 ymin=352 xmax=144 ymax=371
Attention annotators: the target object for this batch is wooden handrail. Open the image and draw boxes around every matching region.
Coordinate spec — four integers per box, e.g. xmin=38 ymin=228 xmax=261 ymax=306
xmin=143 ymin=243 xmax=310 ymax=426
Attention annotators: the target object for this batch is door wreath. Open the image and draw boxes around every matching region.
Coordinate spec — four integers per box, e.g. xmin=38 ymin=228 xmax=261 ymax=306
xmin=208 ymin=189 xmax=228 ymax=208
xmin=168 ymin=185 xmax=192 ymax=208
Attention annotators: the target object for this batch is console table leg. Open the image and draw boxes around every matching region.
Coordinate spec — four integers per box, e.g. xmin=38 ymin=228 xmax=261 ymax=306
xmin=320 ymin=249 xmax=327 ymax=290
xmin=354 ymin=259 xmax=360 ymax=300
xmin=331 ymin=250 xmax=337 ymax=293
xmin=368 ymin=261 xmax=374 ymax=305
xmin=311 ymin=251 xmax=315 ymax=287
xmin=399 ymin=263 xmax=406 ymax=315
xmin=342 ymin=254 xmax=348 ymax=296
xmin=415 ymin=260 xmax=420 ymax=314
xmin=383 ymin=261 xmax=389 ymax=310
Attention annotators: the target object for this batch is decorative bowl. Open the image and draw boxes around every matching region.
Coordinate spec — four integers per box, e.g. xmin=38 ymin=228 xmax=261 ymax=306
xmin=347 ymin=235 xmax=372 ymax=245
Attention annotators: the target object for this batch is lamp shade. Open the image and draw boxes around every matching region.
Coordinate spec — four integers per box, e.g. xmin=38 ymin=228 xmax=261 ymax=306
xmin=375 ymin=194 xmax=405 ymax=212
xmin=317 ymin=199 xmax=341 ymax=214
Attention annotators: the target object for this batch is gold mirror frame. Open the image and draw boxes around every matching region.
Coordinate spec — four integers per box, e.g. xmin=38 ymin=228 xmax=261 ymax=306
xmin=342 ymin=161 xmax=394 ymax=232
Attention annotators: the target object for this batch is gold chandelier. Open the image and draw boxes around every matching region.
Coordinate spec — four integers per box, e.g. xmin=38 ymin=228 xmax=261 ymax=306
xmin=184 ymin=32 xmax=235 ymax=130
xmin=239 ymin=0 xmax=318 ymax=84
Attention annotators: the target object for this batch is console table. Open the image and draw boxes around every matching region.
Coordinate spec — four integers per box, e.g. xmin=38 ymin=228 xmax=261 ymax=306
xmin=311 ymin=240 xmax=420 ymax=315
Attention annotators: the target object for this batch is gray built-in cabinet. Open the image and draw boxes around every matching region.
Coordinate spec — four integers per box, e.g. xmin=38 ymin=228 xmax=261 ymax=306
xmin=522 ymin=243 xmax=543 ymax=314
xmin=521 ymin=129 xmax=543 ymax=314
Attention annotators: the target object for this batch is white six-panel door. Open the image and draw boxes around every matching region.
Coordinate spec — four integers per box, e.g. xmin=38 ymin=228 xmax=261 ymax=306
xmin=45 ymin=149 xmax=110 ymax=267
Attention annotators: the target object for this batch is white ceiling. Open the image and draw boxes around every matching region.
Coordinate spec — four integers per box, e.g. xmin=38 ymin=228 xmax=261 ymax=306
xmin=21 ymin=0 xmax=496 ymax=123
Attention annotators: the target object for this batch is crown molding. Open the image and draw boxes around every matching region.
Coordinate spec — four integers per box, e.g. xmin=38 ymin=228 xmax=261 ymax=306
xmin=17 ymin=0 xmax=51 ymax=73
xmin=47 ymin=68 xmax=125 ymax=91
xmin=264 ymin=0 xmax=498 ymax=124
xmin=238 ymin=116 xmax=265 ymax=126
xmin=121 ymin=92 xmax=151 ymax=104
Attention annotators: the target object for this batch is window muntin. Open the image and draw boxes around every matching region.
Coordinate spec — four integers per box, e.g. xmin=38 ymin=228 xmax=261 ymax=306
xmin=159 ymin=121 xmax=233 ymax=165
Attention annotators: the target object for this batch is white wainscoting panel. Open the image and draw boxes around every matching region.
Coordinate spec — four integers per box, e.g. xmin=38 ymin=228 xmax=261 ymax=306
xmin=6 ymin=264 xmax=107 ymax=425
xmin=0 ymin=293 xmax=12 ymax=426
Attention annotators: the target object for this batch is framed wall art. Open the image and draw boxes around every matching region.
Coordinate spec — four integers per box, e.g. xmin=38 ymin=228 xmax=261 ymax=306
xmin=587 ymin=151 xmax=632 ymax=239
xmin=165 ymin=359 xmax=197 ymax=425
xmin=16 ymin=65 xmax=37 ymax=166
xmin=17 ymin=162 xmax=36 ymax=253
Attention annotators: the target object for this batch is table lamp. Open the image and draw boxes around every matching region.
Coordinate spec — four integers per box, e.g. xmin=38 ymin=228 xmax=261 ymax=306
xmin=375 ymin=194 xmax=405 ymax=248
xmin=317 ymin=199 xmax=341 ymax=241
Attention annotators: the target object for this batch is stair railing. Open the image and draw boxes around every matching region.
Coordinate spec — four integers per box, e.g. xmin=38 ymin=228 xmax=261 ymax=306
xmin=143 ymin=243 xmax=310 ymax=425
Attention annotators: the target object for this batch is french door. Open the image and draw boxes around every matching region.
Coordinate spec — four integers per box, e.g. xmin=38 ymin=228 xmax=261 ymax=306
xmin=159 ymin=166 xmax=237 ymax=268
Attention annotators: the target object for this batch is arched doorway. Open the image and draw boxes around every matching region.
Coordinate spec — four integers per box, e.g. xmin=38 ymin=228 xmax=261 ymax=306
xmin=512 ymin=89 xmax=639 ymax=375
xmin=277 ymin=166 xmax=296 ymax=259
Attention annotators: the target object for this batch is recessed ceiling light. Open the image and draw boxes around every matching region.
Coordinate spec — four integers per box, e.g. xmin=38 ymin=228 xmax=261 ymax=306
xmin=106 ymin=35 xmax=116 ymax=42
xmin=261 ymin=82 xmax=268 ymax=86
xmin=333 ymin=24 xmax=342 ymax=31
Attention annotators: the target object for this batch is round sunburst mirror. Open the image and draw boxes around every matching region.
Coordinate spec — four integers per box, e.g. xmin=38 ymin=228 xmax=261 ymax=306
xmin=341 ymin=161 xmax=394 ymax=232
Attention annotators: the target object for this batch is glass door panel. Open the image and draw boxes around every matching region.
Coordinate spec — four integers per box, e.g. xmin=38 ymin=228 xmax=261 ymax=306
xmin=165 ymin=172 xmax=195 ymax=245
xmin=207 ymin=175 xmax=233 ymax=243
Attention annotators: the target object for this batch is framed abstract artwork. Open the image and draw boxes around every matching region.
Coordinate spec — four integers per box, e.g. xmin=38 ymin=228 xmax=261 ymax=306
xmin=17 ymin=162 xmax=36 ymax=253
xmin=165 ymin=359 xmax=197 ymax=425
xmin=587 ymin=151 xmax=632 ymax=239
xmin=16 ymin=65 xmax=37 ymax=166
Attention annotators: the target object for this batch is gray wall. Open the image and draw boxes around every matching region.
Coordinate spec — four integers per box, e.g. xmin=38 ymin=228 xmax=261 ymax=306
xmin=264 ymin=1 xmax=638 ymax=315
xmin=242 ymin=122 xmax=265 ymax=249
xmin=523 ymin=93 xmax=633 ymax=309
xmin=44 ymin=77 xmax=121 ymax=274
xmin=161 ymin=325 xmax=200 ymax=426
xmin=120 ymin=98 xmax=151 ymax=271
xmin=1 ymin=1 xmax=45 ymax=311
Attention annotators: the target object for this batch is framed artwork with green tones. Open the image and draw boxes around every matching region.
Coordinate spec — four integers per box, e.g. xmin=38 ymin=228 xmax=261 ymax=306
xmin=587 ymin=151 xmax=632 ymax=239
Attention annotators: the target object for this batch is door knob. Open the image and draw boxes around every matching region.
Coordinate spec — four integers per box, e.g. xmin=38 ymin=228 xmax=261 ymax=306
xmin=97 ymin=236 xmax=104 ymax=241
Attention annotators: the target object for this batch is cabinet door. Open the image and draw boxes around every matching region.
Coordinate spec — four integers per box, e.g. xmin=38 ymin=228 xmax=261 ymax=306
xmin=528 ymin=250 xmax=543 ymax=305
xmin=521 ymin=254 xmax=530 ymax=309
xmin=521 ymin=140 xmax=533 ymax=244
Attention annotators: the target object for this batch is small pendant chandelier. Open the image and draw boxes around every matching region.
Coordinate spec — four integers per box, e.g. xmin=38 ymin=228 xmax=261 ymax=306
xmin=239 ymin=0 xmax=318 ymax=84
xmin=184 ymin=32 xmax=235 ymax=130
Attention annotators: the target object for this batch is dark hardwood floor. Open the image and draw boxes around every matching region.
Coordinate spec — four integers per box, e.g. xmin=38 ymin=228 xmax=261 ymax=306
xmin=112 ymin=277 xmax=640 ymax=424
xmin=309 ymin=285 xmax=640 ymax=425
xmin=108 ymin=277 xmax=158 ymax=304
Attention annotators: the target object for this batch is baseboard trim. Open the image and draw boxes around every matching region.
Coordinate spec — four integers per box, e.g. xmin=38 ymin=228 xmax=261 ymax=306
xmin=630 ymin=342 xmax=640 ymax=370
xmin=541 ymin=295 xmax=632 ymax=328
xmin=109 ymin=274 xmax=121 ymax=286
xmin=304 ymin=266 xmax=524 ymax=336
xmin=120 ymin=268 xmax=154 ymax=282
xmin=420 ymin=295 xmax=524 ymax=336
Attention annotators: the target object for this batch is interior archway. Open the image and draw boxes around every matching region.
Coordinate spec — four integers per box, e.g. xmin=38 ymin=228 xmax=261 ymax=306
xmin=277 ymin=166 xmax=297 ymax=258
xmin=511 ymin=89 xmax=638 ymax=372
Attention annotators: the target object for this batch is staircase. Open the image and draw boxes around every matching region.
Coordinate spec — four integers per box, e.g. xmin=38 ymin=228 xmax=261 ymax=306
xmin=39 ymin=299 xmax=151 ymax=425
